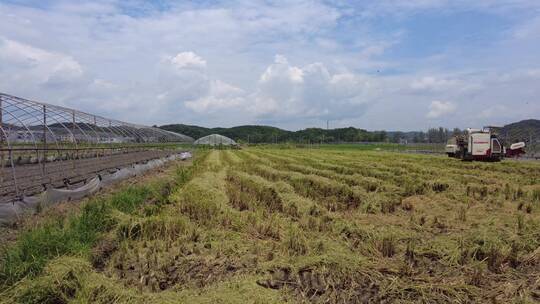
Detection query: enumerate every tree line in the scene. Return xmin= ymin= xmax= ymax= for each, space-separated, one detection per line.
xmin=390 ymin=127 xmax=463 ymax=144
xmin=160 ymin=124 xmax=464 ymax=144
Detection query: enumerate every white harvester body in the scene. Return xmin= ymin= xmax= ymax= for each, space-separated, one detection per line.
xmin=446 ymin=127 xmax=524 ymax=161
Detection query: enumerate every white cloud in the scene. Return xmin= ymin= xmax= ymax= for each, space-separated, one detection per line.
xmin=0 ymin=0 xmax=346 ymax=126
xmin=0 ymin=1 xmax=539 ymax=129
xmin=260 ymin=55 xmax=304 ymax=83
xmin=410 ymin=76 xmax=456 ymax=92
xmin=252 ymin=55 xmax=378 ymax=121
xmin=185 ymin=80 xmax=245 ymax=113
xmin=174 ymin=54 xmax=380 ymax=122
xmin=170 ymin=51 xmax=207 ymax=70
xmin=479 ymin=105 xmax=508 ymax=118
xmin=427 ymin=100 xmax=456 ymax=118
xmin=90 ymin=79 xmax=117 ymax=90
xmin=0 ymin=37 xmax=83 ymax=86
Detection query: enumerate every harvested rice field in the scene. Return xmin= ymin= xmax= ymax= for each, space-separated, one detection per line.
xmin=2 ymin=147 xmax=540 ymax=303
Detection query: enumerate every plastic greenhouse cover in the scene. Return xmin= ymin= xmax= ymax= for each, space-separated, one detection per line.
xmin=193 ymin=134 xmax=237 ymax=145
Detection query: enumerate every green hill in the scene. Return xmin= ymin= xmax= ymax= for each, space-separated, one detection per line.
xmin=501 ymin=119 xmax=540 ymax=144
xmin=160 ymin=119 xmax=540 ymax=145
xmin=159 ymin=124 xmax=387 ymax=143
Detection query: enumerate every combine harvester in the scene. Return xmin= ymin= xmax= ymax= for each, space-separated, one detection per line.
xmin=445 ymin=127 xmax=526 ymax=161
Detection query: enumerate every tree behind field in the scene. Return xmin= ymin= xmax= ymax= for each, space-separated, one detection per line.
xmin=427 ymin=127 xmax=450 ymax=143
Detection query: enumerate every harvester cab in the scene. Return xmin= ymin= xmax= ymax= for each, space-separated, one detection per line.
xmin=445 ymin=127 xmax=525 ymax=161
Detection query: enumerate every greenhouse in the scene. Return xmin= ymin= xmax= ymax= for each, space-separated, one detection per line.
xmin=0 ymin=92 xmax=193 ymax=205
xmin=193 ymin=134 xmax=237 ymax=146
xmin=0 ymin=93 xmax=193 ymax=145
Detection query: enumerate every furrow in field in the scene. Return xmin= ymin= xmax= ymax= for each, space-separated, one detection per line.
xmin=250 ymin=150 xmax=435 ymax=198
xmin=237 ymin=159 xmax=373 ymax=212
xmin=255 ymin=149 xmax=538 ymax=201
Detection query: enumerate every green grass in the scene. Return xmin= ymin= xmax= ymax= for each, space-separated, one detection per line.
xmin=0 ymin=201 xmax=113 ymax=287
xmin=109 ymin=187 xmax=152 ymax=214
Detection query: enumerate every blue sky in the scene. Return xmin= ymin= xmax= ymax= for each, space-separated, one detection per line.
xmin=0 ymin=0 xmax=539 ymax=130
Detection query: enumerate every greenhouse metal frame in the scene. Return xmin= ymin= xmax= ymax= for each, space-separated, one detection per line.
xmin=0 ymin=92 xmax=193 ymax=204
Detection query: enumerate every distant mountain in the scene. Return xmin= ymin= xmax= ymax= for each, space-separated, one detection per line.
xmin=500 ymin=119 xmax=540 ymax=144
xmin=160 ymin=119 xmax=540 ymax=144
xmin=159 ymin=124 xmax=387 ymax=143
